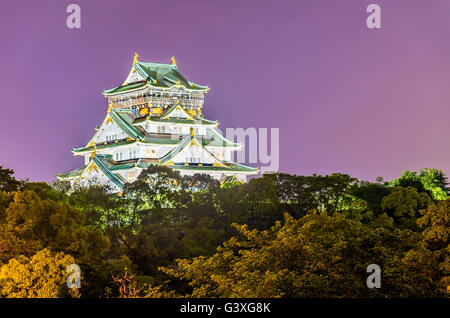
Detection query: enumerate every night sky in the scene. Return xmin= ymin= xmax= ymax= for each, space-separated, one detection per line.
xmin=1 ymin=0 xmax=450 ymax=182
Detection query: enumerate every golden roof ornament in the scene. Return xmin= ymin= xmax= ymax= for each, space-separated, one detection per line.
xmin=133 ymin=52 xmax=139 ymax=65
xmin=108 ymin=101 xmax=114 ymax=112
xmin=190 ymin=126 xmax=194 ymax=137
xmin=171 ymin=56 xmax=177 ymax=67
xmin=90 ymin=146 xmax=97 ymax=159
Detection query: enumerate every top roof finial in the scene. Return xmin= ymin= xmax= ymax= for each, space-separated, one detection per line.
xmin=133 ymin=52 xmax=139 ymax=65
xmin=171 ymin=56 xmax=177 ymax=67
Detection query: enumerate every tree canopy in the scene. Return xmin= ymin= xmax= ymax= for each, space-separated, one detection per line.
xmin=0 ymin=165 xmax=448 ymax=298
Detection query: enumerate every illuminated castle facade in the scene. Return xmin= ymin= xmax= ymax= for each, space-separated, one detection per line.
xmin=59 ymin=54 xmax=258 ymax=191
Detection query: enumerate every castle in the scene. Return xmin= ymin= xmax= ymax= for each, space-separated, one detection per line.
xmin=58 ymin=54 xmax=258 ymax=191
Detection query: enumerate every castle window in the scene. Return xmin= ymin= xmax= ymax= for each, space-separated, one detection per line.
xmin=188 ymin=157 xmax=200 ymax=164
xmin=128 ymin=149 xmax=137 ymax=159
xmin=147 ymin=148 xmax=157 ymax=158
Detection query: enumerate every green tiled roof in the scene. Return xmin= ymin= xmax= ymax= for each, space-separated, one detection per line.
xmin=103 ymin=81 xmax=148 ymax=95
xmin=110 ymin=162 xmax=137 ymax=171
xmin=73 ymin=137 xmax=182 ymax=154
xmin=92 ymin=155 xmax=125 ymax=189
xmin=135 ymin=62 xmax=207 ymax=90
xmin=103 ymin=61 xmax=208 ymax=95
xmin=73 ymin=139 xmax=137 ymax=153
xmin=58 ymin=166 xmax=85 ymax=179
xmin=142 ymin=136 xmax=180 ymax=144
xmin=93 ymin=157 xmax=157 ymax=171
xmin=159 ymin=135 xmax=193 ymax=164
xmin=114 ymin=173 xmax=127 ymax=183
xmin=136 ymin=159 xmax=159 ymax=169
xmin=168 ymin=162 xmax=259 ymax=173
xmin=57 ymin=155 xmax=128 ymax=189
xmin=109 ymin=109 xmax=145 ymax=140
xmin=202 ymin=128 xmax=240 ymax=148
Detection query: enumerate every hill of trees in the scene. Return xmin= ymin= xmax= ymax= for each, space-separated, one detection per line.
xmin=0 ymin=165 xmax=448 ymax=298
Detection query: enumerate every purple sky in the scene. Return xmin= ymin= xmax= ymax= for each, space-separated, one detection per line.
xmin=1 ymin=0 xmax=450 ymax=182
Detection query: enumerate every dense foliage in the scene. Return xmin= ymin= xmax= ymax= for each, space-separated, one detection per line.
xmin=0 ymin=165 xmax=448 ymax=298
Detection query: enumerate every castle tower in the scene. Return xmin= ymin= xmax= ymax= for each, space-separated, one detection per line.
xmin=58 ymin=54 xmax=258 ymax=191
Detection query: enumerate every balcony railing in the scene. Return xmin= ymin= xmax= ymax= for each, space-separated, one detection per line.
xmin=111 ymin=96 xmax=204 ymax=108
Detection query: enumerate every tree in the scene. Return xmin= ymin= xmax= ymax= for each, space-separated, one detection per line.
xmin=112 ymin=271 xmax=144 ymax=298
xmin=0 ymin=191 xmax=13 ymax=218
xmin=0 ymin=190 xmax=110 ymax=263
xmin=390 ymin=169 xmax=449 ymax=201
xmin=352 ymin=181 xmax=391 ymax=215
xmin=381 ymin=186 xmax=431 ymax=229
xmin=82 ymin=255 xmax=139 ymax=298
xmin=181 ymin=217 xmax=225 ymax=258
xmin=21 ymin=182 xmax=67 ymax=202
xmin=0 ymin=248 xmax=80 ymax=298
xmin=274 ymin=173 xmax=319 ymax=218
xmin=274 ymin=173 xmax=358 ymax=218
xmin=417 ymin=199 xmax=450 ymax=294
xmin=418 ymin=168 xmax=449 ymax=201
xmin=182 ymin=173 xmax=220 ymax=193
xmin=314 ymin=173 xmax=358 ymax=213
xmin=126 ymin=232 xmax=174 ymax=278
xmin=239 ymin=175 xmax=282 ymax=230
xmin=418 ymin=199 xmax=450 ymax=250
xmin=0 ymin=166 xmax=21 ymax=192
xmin=2 ymin=166 xmax=449 ymax=298
xmin=383 ymin=246 xmax=443 ymax=297
xmin=69 ymin=184 xmax=128 ymax=239
xmin=123 ymin=165 xmax=186 ymax=212
xmin=160 ymin=212 xmax=429 ymax=297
